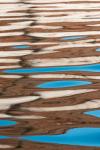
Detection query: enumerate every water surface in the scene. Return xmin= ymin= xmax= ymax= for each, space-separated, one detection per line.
xmin=37 ymin=80 xmax=91 ymax=88
xmin=84 ymin=110 xmax=100 ymax=118
xmin=0 ymin=120 xmax=16 ymax=127
xmin=63 ymin=35 xmax=87 ymax=40
xmin=13 ymin=45 xmax=30 ymax=49
xmin=20 ymin=127 xmax=100 ymax=147
xmin=3 ymin=64 xmax=100 ymax=74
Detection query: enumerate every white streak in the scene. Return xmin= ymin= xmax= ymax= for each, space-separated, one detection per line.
xmin=23 ymin=100 xmax=100 ymax=112
xmin=39 ymin=43 xmax=100 ymax=54
xmin=34 ymin=11 xmax=100 ymax=17
xmin=0 ymin=42 xmax=29 ymax=47
xmin=29 ymin=31 xmax=100 ymax=38
xmin=0 ymin=0 xmax=19 ymax=2
xmin=29 ymin=56 xmax=100 ymax=67
xmin=30 ymin=74 xmax=100 ymax=80
xmin=0 ymin=114 xmax=45 ymax=119
xmin=0 ymin=13 xmax=28 ymax=17
xmin=33 ymin=3 xmax=100 ymax=10
xmin=0 ymin=75 xmax=22 ymax=79
xmin=31 ymin=25 xmax=62 ymax=30
xmin=0 ymin=59 xmax=20 ymax=63
xmin=0 ymin=65 xmax=21 ymax=69
xmin=0 ymin=21 xmax=32 ymax=31
xmin=0 ymin=50 xmax=32 ymax=57
xmin=88 ymin=24 xmax=100 ymax=27
xmin=28 ymin=0 xmax=100 ymax=3
xmin=36 ymin=16 xmax=100 ymax=23
xmin=0 ymin=96 xmax=39 ymax=110
xmin=0 ymin=32 xmax=23 ymax=37
xmin=0 ymin=145 xmax=13 ymax=149
xmin=37 ymin=89 xmax=97 ymax=99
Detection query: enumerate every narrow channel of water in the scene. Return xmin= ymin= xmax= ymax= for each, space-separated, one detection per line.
xmin=37 ymin=80 xmax=92 ymax=88
xmin=3 ymin=64 xmax=100 ymax=74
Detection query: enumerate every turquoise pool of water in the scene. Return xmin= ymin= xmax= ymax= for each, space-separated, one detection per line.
xmin=20 ymin=127 xmax=100 ymax=147
xmin=0 ymin=120 xmax=16 ymax=127
xmin=3 ymin=64 xmax=100 ymax=74
xmin=13 ymin=45 xmax=30 ymax=49
xmin=37 ymin=80 xmax=91 ymax=88
xmin=84 ymin=110 xmax=100 ymax=118
xmin=0 ymin=135 xmax=10 ymax=139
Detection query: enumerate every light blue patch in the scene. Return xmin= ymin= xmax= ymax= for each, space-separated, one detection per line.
xmin=63 ymin=35 xmax=87 ymax=40
xmin=37 ymin=80 xmax=91 ymax=89
xmin=13 ymin=45 xmax=30 ymax=49
xmin=3 ymin=64 xmax=100 ymax=74
xmin=84 ymin=110 xmax=100 ymax=118
xmin=96 ymin=48 xmax=100 ymax=52
xmin=0 ymin=120 xmax=16 ymax=127
xmin=20 ymin=127 xmax=100 ymax=147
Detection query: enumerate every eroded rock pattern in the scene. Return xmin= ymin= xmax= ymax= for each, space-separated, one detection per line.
xmin=0 ymin=0 xmax=100 ymax=149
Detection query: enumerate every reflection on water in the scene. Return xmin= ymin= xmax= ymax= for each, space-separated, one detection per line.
xmin=37 ymin=80 xmax=92 ymax=88
xmin=0 ymin=120 xmax=16 ymax=127
xmin=13 ymin=45 xmax=30 ymax=49
xmin=20 ymin=127 xmax=100 ymax=147
xmin=84 ymin=110 xmax=100 ymax=118
xmin=63 ymin=35 xmax=87 ymax=40
xmin=3 ymin=64 xmax=100 ymax=74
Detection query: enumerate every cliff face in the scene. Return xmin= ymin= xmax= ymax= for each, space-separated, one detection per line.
xmin=0 ymin=0 xmax=100 ymax=149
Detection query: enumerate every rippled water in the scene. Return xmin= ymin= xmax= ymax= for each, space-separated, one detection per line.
xmin=0 ymin=0 xmax=100 ymax=149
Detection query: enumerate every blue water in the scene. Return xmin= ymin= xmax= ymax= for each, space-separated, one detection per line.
xmin=20 ymin=127 xmax=100 ymax=147
xmin=84 ymin=110 xmax=100 ymax=118
xmin=0 ymin=120 xmax=16 ymax=127
xmin=3 ymin=64 xmax=100 ymax=74
xmin=0 ymin=136 xmax=10 ymax=139
xmin=37 ymin=80 xmax=91 ymax=89
xmin=96 ymin=48 xmax=100 ymax=52
xmin=63 ymin=35 xmax=87 ymax=40
xmin=13 ymin=45 xmax=30 ymax=49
